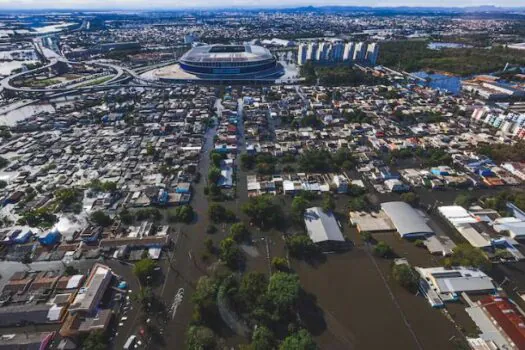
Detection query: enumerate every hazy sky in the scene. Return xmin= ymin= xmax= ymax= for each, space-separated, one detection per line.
xmin=0 ymin=0 xmax=523 ymax=10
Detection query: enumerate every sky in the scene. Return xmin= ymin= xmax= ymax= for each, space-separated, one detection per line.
xmin=0 ymin=0 xmax=523 ymax=10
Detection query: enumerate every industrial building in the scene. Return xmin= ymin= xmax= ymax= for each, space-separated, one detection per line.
xmin=380 ymin=201 xmax=434 ymax=238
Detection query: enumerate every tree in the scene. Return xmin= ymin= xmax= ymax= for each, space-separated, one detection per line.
xmin=400 ymin=192 xmax=419 ymax=206
xmin=280 ymin=329 xmax=317 ymax=350
xmin=392 ymin=264 xmax=419 ymax=293
xmin=374 ymin=241 xmax=393 ymax=258
xmin=219 ymin=237 xmax=243 ymax=269
xmin=230 ymin=222 xmax=249 ymax=242
xmin=209 ymin=204 xmax=235 ymax=223
xmin=272 ymin=257 xmax=288 ymax=271
xmin=291 ymin=196 xmax=310 ymax=220
xmin=443 ymin=244 xmax=490 ymax=270
xmin=348 ymin=196 xmax=367 ymax=211
xmin=208 ymin=167 xmax=221 ymax=184
xmin=286 ymin=235 xmax=318 ymax=258
xmin=240 ymin=154 xmax=256 ymax=170
xmin=321 ymin=193 xmax=335 ymax=213
xmin=55 ymin=187 xmax=80 ymax=206
xmin=238 ymin=272 xmax=268 ymax=312
xmin=359 ymin=231 xmax=372 ymax=242
xmin=187 ymin=325 xmax=217 ymax=350
xmin=251 ymin=326 xmax=276 ymax=350
xmin=455 ymin=193 xmax=475 ymax=208
xmin=192 ymin=276 xmax=219 ymax=323
xmin=0 ymin=180 xmax=7 ymax=189
xmin=120 ymin=209 xmax=134 ymax=225
xmin=267 ymin=272 xmax=300 ymax=316
xmin=82 ymin=330 xmax=107 ymax=350
xmin=90 ymin=210 xmax=112 ymax=227
xmin=133 ymin=258 xmax=156 ymax=284
xmin=242 ymin=195 xmax=283 ymax=229
xmin=210 ymin=152 xmax=224 ymax=168
xmin=167 ymin=205 xmax=195 ymax=224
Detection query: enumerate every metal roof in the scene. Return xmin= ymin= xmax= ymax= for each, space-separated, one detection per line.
xmin=181 ymin=44 xmax=273 ymax=63
xmin=381 ymin=201 xmax=434 ymax=237
xmin=304 ymin=207 xmax=344 ymax=243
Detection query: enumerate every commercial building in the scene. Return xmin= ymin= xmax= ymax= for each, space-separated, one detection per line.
xmin=380 ymin=201 xmax=434 ymax=238
xmin=467 ymin=296 xmax=525 ymax=349
xmin=416 ymin=266 xmax=496 ymax=301
xmin=304 ymin=207 xmax=345 ymax=249
xmin=68 ymin=263 xmax=112 ymax=314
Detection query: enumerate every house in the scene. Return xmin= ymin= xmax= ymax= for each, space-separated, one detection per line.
xmin=304 ymin=207 xmax=347 ymax=250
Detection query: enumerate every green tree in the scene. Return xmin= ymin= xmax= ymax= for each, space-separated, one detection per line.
xmin=251 ymin=326 xmax=276 ymax=350
xmin=400 ymin=192 xmax=419 ymax=206
xmin=359 ymin=231 xmax=372 ymax=242
xmin=272 ymin=257 xmax=288 ymax=271
xmin=219 ymin=237 xmax=243 ymax=269
xmin=321 ymin=193 xmax=335 ymax=213
xmin=374 ymin=241 xmax=393 ymax=258
xmin=280 ymin=329 xmax=317 ymax=350
xmin=210 ymin=152 xmax=224 ymax=168
xmin=120 ymin=209 xmax=134 ymax=225
xmin=64 ymin=266 xmax=79 ymax=276
xmin=208 ymin=204 xmax=235 ymax=223
xmin=192 ymin=276 xmax=219 ymax=323
xmin=291 ymin=196 xmax=310 ymax=220
xmin=267 ymin=272 xmax=300 ymax=316
xmin=242 ymin=195 xmax=283 ymax=229
xmin=443 ymin=244 xmax=490 ymax=270
xmin=187 ymin=325 xmax=217 ymax=350
xmin=0 ymin=157 xmax=9 ymax=169
xmin=208 ymin=167 xmax=221 ymax=184
xmin=286 ymin=235 xmax=318 ymax=258
xmin=392 ymin=264 xmax=419 ymax=293
xmin=455 ymin=193 xmax=475 ymax=208
xmin=348 ymin=196 xmax=367 ymax=211
xmin=133 ymin=258 xmax=156 ymax=284
xmin=81 ymin=330 xmax=107 ymax=350
xmin=229 ymin=222 xmax=249 ymax=242
xmin=90 ymin=210 xmax=112 ymax=227
xmin=167 ymin=205 xmax=195 ymax=224
xmin=238 ymin=272 xmax=268 ymax=312
xmin=0 ymin=180 xmax=7 ymax=189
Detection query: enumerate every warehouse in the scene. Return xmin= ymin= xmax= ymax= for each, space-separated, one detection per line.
xmin=380 ymin=201 xmax=434 ymax=238
xmin=304 ymin=207 xmax=346 ymax=250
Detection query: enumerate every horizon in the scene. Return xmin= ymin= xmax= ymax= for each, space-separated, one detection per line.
xmin=1 ymin=1 xmax=524 ymax=11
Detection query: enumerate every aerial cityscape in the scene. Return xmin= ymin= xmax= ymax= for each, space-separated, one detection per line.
xmin=0 ymin=3 xmax=524 ymax=350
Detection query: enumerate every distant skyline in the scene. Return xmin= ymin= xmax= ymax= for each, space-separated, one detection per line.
xmin=0 ymin=0 xmax=524 ymax=10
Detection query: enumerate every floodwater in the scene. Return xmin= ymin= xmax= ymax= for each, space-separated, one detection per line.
xmin=428 ymin=42 xmax=473 ymax=50
xmin=412 ymin=71 xmax=462 ymax=95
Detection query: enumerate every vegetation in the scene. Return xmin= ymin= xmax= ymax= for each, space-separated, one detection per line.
xmin=373 ymin=241 xmax=393 ymax=258
xmin=208 ymin=203 xmax=236 ymax=223
xmin=167 ymin=205 xmax=195 ymax=224
xmin=321 ymin=193 xmax=336 ymax=213
xmin=272 ymin=257 xmax=288 ymax=271
xmin=359 ymin=231 xmax=372 ymax=243
xmin=64 ymin=266 xmax=79 ymax=276
xmin=443 ymin=244 xmax=490 ymax=270
xmin=187 ymin=325 xmax=218 ymax=350
xmin=298 ymin=149 xmax=355 ymax=173
xmin=378 ymin=40 xmax=525 ymax=76
xmin=88 ymin=180 xmax=117 ymax=192
xmin=90 ymin=210 xmax=112 ymax=227
xmin=291 ymin=195 xmax=311 ymax=221
xmin=133 ymin=258 xmax=157 ymax=284
xmin=300 ymin=61 xmax=386 ymax=86
xmin=0 ymin=180 xmax=7 ymax=189
xmin=54 ymin=187 xmax=82 ymax=206
xmin=280 ymin=329 xmax=318 ymax=350
xmin=478 ymin=142 xmax=525 ymax=163
xmin=242 ymin=195 xmax=283 ymax=229
xmin=400 ymin=192 xmax=419 ymax=206
xmin=208 ymin=167 xmax=221 ymax=184
xmin=135 ymin=208 xmax=162 ymax=221
xmin=81 ymin=330 xmax=108 ymax=350
xmin=229 ymin=222 xmax=250 ymax=242
xmin=392 ymin=264 xmax=419 ymax=293
xmin=348 ymin=195 xmax=368 ymax=211
xmin=119 ymin=209 xmax=134 ymax=225
xmin=219 ymin=237 xmax=244 ymax=269
xmin=482 ymin=191 xmax=525 ymax=214
xmin=455 ymin=193 xmax=476 ymax=208
xmin=18 ymin=208 xmax=58 ymax=229
xmin=286 ymin=235 xmax=318 ymax=259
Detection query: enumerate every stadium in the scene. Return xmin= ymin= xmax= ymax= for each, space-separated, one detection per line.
xmin=143 ymin=44 xmax=286 ymax=82
xmin=179 ymin=44 xmax=279 ymax=78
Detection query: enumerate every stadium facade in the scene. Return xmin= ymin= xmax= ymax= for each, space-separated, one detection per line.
xmin=178 ymin=44 xmax=282 ymax=80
